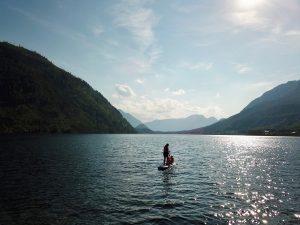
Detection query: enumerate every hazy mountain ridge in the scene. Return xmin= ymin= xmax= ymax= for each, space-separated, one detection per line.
xmin=119 ymin=109 xmax=143 ymax=127
xmin=0 ymin=42 xmax=135 ymax=134
xmin=189 ymin=80 xmax=300 ymax=135
xmin=118 ymin=110 xmax=218 ymax=133
xmin=144 ymin=114 xmax=218 ymax=132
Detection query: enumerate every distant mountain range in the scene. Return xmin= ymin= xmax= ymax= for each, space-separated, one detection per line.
xmin=118 ymin=110 xmax=153 ymax=133
xmin=144 ymin=114 xmax=218 ymax=132
xmin=118 ymin=110 xmax=218 ymax=132
xmin=0 ymin=42 xmax=135 ymax=134
xmin=185 ymin=80 xmax=300 ymax=135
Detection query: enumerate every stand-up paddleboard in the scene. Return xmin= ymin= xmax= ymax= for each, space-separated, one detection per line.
xmin=158 ymin=163 xmax=175 ymax=171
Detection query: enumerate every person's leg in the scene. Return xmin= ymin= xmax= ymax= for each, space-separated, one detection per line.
xmin=164 ymin=154 xmax=168 ymax=165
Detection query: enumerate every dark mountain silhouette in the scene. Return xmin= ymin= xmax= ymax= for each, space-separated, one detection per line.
xmin=135 ymin=123 xmax=154 ymax=134
xmin=0 ymin=42 xmax=135 ymax=134
xmin=187 ymin=80 xmax=300 ymax=135
xmin=244 ymin=81 xmax=300 ymax=110
xmin=144 ymin=114 xmax=218 ymax=132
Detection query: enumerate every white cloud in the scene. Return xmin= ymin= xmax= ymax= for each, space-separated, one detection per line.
xmin=172 ymin=89 xmax=186 ymax=96
xmin=172 ymin=3 xmax=202 ymax=13
xmin=234 ymin=64 xmax=252 ymax=74
xmin=229 ymin=11 xmax=270 ymax=30
xmin=113 ymin=84 xmax=135 ymax=98
xmin=285 ymin=30 xmax=300 ymax=37
xmin=225 ymin=0 xmax=272 ymax=31
xmin=226 ymin=0 xmax=300 ymax=39
xmin=111 ymin=1 xmax=162 ymax=76
xmin=113 ymin=0 xmax=158 ymax=50
xmin=135 ymin=79 xmax=144 ymax=84
xmin=114 ymin=96 xmax=225 ymax=122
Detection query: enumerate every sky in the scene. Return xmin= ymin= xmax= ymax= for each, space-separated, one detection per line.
xmin=1 ymin=0 xmax=300 ymax=122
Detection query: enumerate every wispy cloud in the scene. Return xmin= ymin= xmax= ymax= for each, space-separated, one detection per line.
xmin=148 ymin=46 xmax=162 ymax=64
xmin=122 ymin=57 xmax=151 ymax=75
xmin=171 ymin=2 xmax=204 ymax=14
xmin=164 ymin=88 xmax=186 ymax=96
xmin=106 ymin=39 xmax=120 ymax=47
xmin=8 ymin=6 xmax=52 ymax=28
xmin=234 ymin=63 xmax=252 ymax=74
xmin=180 ymin=61 xmax=214 ymax=71
xmin=8 ymin=6 xmax=89 ymax=45
xmin=224 ymin=0 xmax=276 ymax=32
xmin=111 ymin=1 xmax=162 ymax=76
xmin=92 ymin=25 xmax=104 ymax=36
xmin=226 ymin=0 xmax=300 ymax=39
xmin=172 ymin=89 xmax=186 ymax=96
xmin=229 ymin=11 xmax=271 ymax=30
xmin=115 ymin=96 xmax=225 ymax=122
xmin=135 ymin=79 xmax=144 ymax=84
xmin=112 ymin=0 xmax=158 ymax=50
xmin=285 ymin=30 xmax=300 ymax=37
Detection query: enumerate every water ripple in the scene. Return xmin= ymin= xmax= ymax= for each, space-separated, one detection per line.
xmin=0 ymin=134 xmax=299 ymax=225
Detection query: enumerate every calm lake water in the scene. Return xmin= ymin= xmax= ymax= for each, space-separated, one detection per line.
xmin=0 ymin=134 xmax=299 ymax=225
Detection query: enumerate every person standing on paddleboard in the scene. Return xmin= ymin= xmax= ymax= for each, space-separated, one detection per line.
xmin=163 ymin=143 xmax=169 ymax=165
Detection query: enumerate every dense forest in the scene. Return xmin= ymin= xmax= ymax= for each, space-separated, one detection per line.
xmin=0 ymin=42 xmax=135 ymax=134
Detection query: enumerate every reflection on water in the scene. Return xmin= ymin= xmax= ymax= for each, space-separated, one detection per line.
xmin=210 ymin=136 xmax=300 ymax=224
xmin=161 ymin=169 xmax=175 ymax=200
xmin=0 ymin=134 xmax=299 ymax=225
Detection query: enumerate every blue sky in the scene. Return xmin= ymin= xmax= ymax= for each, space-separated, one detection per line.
xmin=1 ymin=0 xmax=300 ymax=122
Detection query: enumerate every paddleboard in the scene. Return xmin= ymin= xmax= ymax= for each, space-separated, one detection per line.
xmin=158 ymin=163 xmax=175 ymax=171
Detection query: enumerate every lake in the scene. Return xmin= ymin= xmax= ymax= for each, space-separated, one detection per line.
xmin=0 ymin=134 xmax=299 ymax=225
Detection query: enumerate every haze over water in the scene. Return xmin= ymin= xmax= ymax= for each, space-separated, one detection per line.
xmin=0 ymin=134 xmax=299 ymax=224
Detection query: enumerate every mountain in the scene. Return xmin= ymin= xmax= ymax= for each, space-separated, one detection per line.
xmin=118 ymin=110 xmax=154 ymax=133
xmin=0 ymin=42 xmax=135 ymax=134
xmin=119 ymin=109 xmax=143 ymax=127
xmin=135 ymin=123 xmax=154 ymax=134
xmin=190 ymin=80 xmax=300 ymax=135
xmin=144 ymin=114 xmax=218 ymax=132
xmin=244 ymin=81 xmax=300 ymax=110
